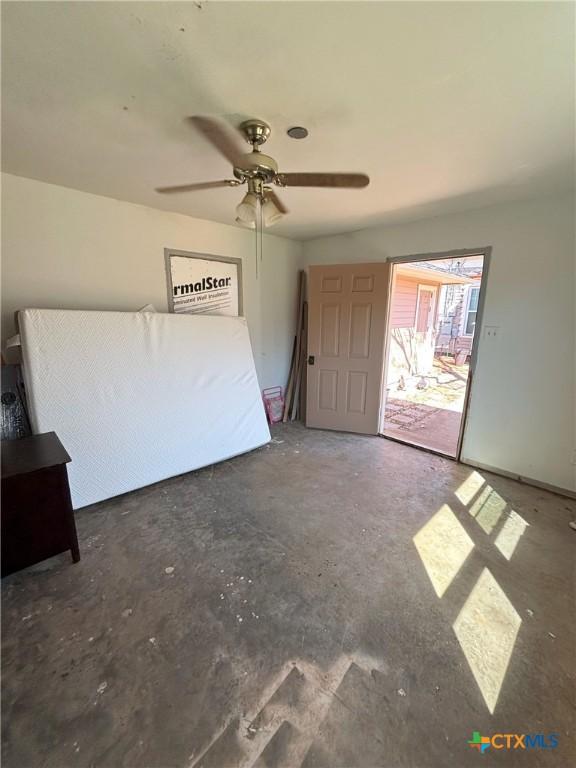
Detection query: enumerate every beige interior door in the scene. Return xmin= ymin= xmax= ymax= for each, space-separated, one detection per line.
xmin=306 ymin=263 xmax=390 ymax=434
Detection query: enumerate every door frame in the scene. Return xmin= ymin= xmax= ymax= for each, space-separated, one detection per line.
xmin=379 ymin=246 xmax=492 ymax=461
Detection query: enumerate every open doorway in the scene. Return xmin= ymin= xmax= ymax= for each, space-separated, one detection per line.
xmin=380 ymin=251 xmax=487 ymax=458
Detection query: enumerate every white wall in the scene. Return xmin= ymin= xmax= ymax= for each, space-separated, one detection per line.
xmin=1 ymin=173 xmax=303 ymax=389
xmin=3 ymin=174 xmax=574 ymax=490
xmin=303 ymin=193 xmax=576 ymax=492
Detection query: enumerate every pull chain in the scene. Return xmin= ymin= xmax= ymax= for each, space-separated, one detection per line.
xmin=259 ymin=197 xmax=263 ymax=264
xmin=254 ymin=199 xmax=258 ymax=279
xmin=255 ymin=195 xmax=263 ymax=278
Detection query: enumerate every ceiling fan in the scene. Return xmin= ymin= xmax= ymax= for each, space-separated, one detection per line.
xmin=156 ymin=117 xmax=370 ymax=227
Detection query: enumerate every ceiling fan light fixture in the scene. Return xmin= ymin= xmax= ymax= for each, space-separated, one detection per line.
xmin=235 ymin=191 xmax=259 ymax=223
xmin=262 ymin=196 xmax=283 ymax=226
xmin=235 ymin=216 xmax=255 ymax=229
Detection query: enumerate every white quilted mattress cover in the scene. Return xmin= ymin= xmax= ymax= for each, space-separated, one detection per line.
xmin=19 ymin=308 xmax=270 ymax=508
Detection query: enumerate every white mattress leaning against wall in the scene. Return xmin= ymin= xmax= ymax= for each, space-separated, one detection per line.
xmin=19 ymin=308 xmax=271 ymax=509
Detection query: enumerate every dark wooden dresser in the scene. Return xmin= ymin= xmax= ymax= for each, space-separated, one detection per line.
xmin=1 ymin=432 xmax=80 ymax=576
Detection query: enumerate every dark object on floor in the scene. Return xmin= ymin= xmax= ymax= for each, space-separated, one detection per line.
xmin=1 ymin=432 xmax=80 ymax=576
xmin=1 ymin=365 xmax=31 ymax=440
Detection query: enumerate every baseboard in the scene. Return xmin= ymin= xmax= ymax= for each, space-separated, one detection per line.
xmin=460 ymin=457 xmax=576 ymax=500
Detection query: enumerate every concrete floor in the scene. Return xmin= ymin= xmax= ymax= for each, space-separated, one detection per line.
xmin=2 ymin=424 xmax=575 ymax=768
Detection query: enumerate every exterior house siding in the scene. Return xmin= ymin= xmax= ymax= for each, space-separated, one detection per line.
xmin=388 ymin=274 xmax=440 ymax=382
xmin=435 ymin=280 xmax=481 ymax=358
xmin=389 ymin=275 xmax=419 ymax=328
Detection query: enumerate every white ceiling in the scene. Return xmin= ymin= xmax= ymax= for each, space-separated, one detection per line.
xmin=2 ymin=1 xmax=574 ymax=240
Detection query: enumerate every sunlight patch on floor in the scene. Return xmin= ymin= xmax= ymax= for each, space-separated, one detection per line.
xmin=469 ymin=485 xmax=507 ymax=534
xmin=455 ymin=471 xmax=485 ymax=506
xmin=495 ymin=511 xmax=529 ymax=560
xmin=413 ymin=504 xmax=474 ymax=597
xmin=453 ymin=568 xmax=521 ymax=714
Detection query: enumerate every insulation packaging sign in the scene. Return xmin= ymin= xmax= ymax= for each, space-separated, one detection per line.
xmin=165 ymin=251 xmax=243 ymax=317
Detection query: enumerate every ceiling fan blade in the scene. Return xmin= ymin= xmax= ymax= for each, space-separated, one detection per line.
xmin=265 ymin=189 xmax=289 ymax=214
xmin=155 ymin=180 xmax=237 ymax=194
xmin=276 ymin=173 xmax=369 ymax=188
xmin=189 ymin=116 xmax=245 ymax=166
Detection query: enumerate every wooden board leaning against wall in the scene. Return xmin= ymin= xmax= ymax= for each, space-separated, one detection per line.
xmin=283 ymin=271 xmax=308 ymax=422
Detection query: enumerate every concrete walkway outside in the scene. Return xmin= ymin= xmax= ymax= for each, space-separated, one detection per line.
xmin=383 ymin=357 xmax=469 ymax=456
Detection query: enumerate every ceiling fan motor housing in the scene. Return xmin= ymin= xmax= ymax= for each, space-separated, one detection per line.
xmin=233 ymin=151 xmax=278 ymax=183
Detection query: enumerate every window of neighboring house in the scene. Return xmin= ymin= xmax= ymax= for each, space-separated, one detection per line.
xmin=464 ymin=286 xmax=480 ymax=335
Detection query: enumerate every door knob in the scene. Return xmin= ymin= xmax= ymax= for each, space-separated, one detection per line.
xmin=308 ymin=355 xmax=315 ymax=365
